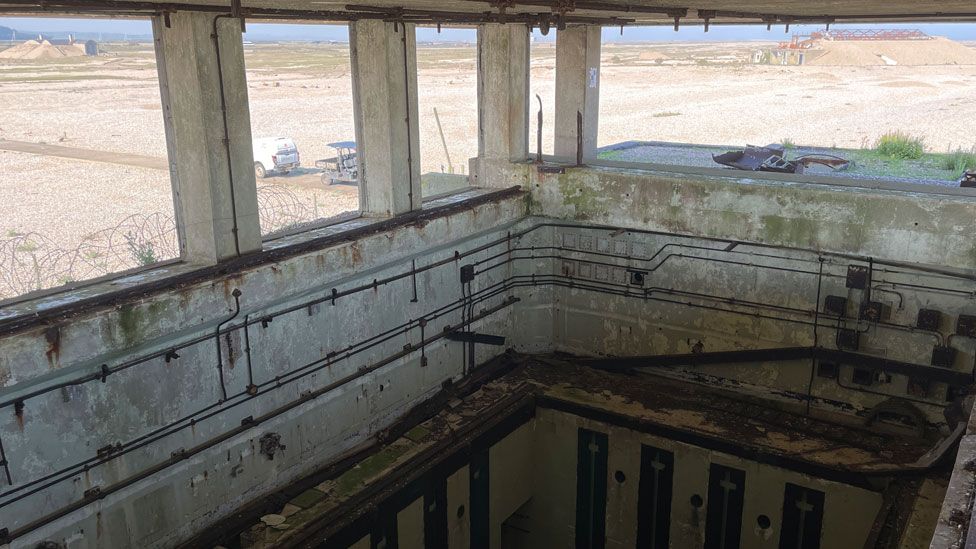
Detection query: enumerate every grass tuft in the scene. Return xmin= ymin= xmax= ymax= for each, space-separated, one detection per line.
xmin=781 ymin=138 xmax=796 ymax=149
xmin=874 ymin=131 xmax=925 ymax=160
xmin=938 ymin=147 xmax=976 ymax=173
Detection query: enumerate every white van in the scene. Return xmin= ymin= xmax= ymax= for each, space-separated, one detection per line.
xmin=252 ymin=137 xmax=300 ymax=178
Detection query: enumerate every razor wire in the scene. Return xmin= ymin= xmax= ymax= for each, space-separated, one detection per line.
xmin=0 ymin=185 xmax=320 ymax=300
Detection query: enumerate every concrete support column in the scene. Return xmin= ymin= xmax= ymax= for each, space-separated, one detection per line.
xmin=554 ymin=25 xmax=601 ymax=162
xmin=477 ymin=24 xmax=530 ymax=165
xmin=154 ymin=12 xmax=262 ymax=264
xmin=350 ymin=20 xmax=421 ymax=216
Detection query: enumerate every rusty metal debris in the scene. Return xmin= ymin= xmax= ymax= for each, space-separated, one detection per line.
xmin=960 ymin=170 xmax=976 ymax=188
xmin=713 ymin=144 xmax=850 ymax=174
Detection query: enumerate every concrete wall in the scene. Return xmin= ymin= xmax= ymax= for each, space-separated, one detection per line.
xmin=0 ymin=195 xmax=532 ymax=548
xmin=537 ymin=222 xmax=976 ymax=425
xmin=4 ymin=197 xmax=973 ymax=547
xmin=4 ymin=204 xmax=972 ymax=547
xmin=5 ymin=152 xmax=976 ymax=547
xmin=527 ymin=163 xmax=976 ymax=271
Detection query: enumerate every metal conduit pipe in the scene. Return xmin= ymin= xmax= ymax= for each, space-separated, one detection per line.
xmin=0 ymin=296 xmax=519 ymax=545
xmin=2 ymin=263 xmax=875 ymax=509
xmin=2 ymin=0 xmax=976 ymax=26
xmin=0 ymin=299 xmax=518 ymax=543
xmin=0 ymin=281 xmax=516 ymax=506
xmin=1 ymin=272 xmax=971 ymax=536
xmin=473 ymin=251 xmax=949 ymax=344
xmin=211 ymin=12 xmax=244 ymax=257
xmin=0 ymin=224 xmax=970 ymax=503
xmin=2 ymin=221 xmax=971 ymax=413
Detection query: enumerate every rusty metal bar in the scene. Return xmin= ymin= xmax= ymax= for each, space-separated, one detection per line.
xmin=535 ymin=95 xmax=543 ymax=163
xmin=0 ymin=436 xmax=11 ymax=487
xmin=575 ymin=110 xmax=583 ymax=166
xmin=576 ymin=346 xmax=972 ymax=385
xmin=1 ymin=0 xmax=974 ymax=24
xmin=451 ymin=0 xmax=687 ymax=17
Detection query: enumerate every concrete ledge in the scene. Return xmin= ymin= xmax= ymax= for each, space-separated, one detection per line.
xmin=0 ymin=186 xmax=525 ymax=337
xmin=528 ymin=162 xmax=976 ymax=271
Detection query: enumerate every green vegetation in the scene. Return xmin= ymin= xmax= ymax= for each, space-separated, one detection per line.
xmin=125 ymin=233 xmax=158 ymax=266
xmin=16 ymin=240 xmax=38 ymax=253
xmin=597 ymin=149 xmax=627 ymax=161
xmin=653 ymin=111 xmax=681 ymax=118
xmin=938 ymin=147 xmax=976 ymax=173
xmin=874 ymin=131 xmax=925 ymax=160
xmin=781 ymin=138 xmax=796 ymax=149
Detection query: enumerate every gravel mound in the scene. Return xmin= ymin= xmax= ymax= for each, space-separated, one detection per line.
xmin=0 ymin=39 xmax=87 ymax=60
xmin=807 ymin=37 xmax=976 ymax=66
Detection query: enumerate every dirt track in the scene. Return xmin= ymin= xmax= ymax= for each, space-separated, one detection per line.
xmin=0 ymin=138 xmax=354 ymax=205
xmin=0 ymin=139 xmax=168 ymax=170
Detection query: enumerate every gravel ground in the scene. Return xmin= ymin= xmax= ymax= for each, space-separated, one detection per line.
xmin=0 ymin=151 xmax=176 ymax=249
xmin=0 ymin=62 xmax=169 ymax=157
xmin=2 ymin=40 xmax=974 ymax=297
xmin=244 ymin=44 xmax=481 ymax=175
xmin=597 ymin=43 xmax=976 ymax=152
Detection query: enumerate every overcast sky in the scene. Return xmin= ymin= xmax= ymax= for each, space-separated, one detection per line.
xmin=2 ymin=16 xmax=974 ymax=43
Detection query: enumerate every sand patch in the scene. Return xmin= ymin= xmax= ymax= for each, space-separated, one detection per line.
xmin=638 ymin=50 xmax=668 ymax=62
xmin=878 ymin=80 xmax=938 ymax=88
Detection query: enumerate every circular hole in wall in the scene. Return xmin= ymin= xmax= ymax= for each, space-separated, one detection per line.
xmin=614 ymin=470 xmax=626 ymax=483
xmin=457 ymin=505 xmax=466 ymax=518
xmin=757 ymin=515 xmax=771 ymax=529
xmin=690 ymin=494 xmax=703 ymax=508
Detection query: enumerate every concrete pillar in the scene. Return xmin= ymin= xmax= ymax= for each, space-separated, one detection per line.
xmin=350 ymin=20 xmax=421 ymax=216
xmin=477 ymin=24 xmax=530 ymax=164
xmin=475 ymin=23 xmax=530 ymax=188
xmin=154 ymin=13 xmax=262 ymax=264
xmin=554 ymin=25 xmax=601 ymax=162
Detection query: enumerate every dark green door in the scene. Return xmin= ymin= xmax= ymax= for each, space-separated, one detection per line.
xmin=636 ymin=445 xmax=674 ymax=549
xmin=470 ymin=449 xmax=490 ymax=549
xmin=576 ymin=428 xmax=608 ymax=549
xmin=704 ymin=464 xmax=746 ymax=549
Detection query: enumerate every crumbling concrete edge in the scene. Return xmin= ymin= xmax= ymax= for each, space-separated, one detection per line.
xmin=931 ymin=422 xmax=976 ymax=547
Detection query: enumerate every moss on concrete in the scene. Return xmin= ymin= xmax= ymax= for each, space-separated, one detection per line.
xmin=557 ymin=172 xmax=609 ymax=220
xmin=115 ymin=300 xmax=167 ymax=347
xmin=404 ymin=425 xmax=430 ymax=443
xmin=760 ymin=215 xmax=819 ymax=248
xmin=290 ymin=488 xmax=327 ymax=509
xmin=333 ymin=441 xmax=414 ymax=497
